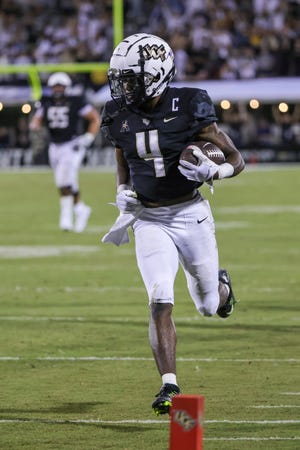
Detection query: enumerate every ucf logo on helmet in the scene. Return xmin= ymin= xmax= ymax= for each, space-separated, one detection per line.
xmin=142 ymin=44 xmax=166 ymax=62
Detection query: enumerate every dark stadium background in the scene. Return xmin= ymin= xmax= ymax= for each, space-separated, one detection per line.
xmin=0 ymin=0 xmax=300 ymax=165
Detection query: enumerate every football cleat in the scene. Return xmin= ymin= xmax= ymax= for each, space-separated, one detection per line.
xmin=59 ymin=221 xmax=73 ymax=232
xmin=217 ymin=268 xmax=237 ymax=318
xmin=152 ymin=383 xmax=181 ymax=416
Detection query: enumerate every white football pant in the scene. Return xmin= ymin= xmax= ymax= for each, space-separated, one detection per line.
xmin=49 ymin=140 xmax=85 ymax=192
xmin=133 ymin=195 xmax=220 ymax=316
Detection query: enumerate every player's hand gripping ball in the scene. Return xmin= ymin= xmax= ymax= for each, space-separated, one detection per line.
xmin=178 ymin=141 xmax=225 ymax=182
xmin=180 ymin=141 xmax=225 ymax=165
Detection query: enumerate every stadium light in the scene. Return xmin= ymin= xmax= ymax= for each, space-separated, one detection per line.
xmin=21 ymin=104 xmax=32 ymax=114
xmin=249 ymin=99 xmax=260 ymax=109
xmin=278 ymin=102 xmax=289 ymax=113
xmin=0 ymin=102 xmax=3 ymax=111
xmin=220 ymin=100 xmax=231 ymax=110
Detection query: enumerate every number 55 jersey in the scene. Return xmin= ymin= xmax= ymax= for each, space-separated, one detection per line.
xmin=33 ymin=94 xmax=94 ymax=144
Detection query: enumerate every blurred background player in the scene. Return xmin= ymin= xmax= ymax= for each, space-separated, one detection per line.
xmin=29 ymin=72 xmax=101 ymax=232
xmin=101 ymin=34 xmax=245 ymax=416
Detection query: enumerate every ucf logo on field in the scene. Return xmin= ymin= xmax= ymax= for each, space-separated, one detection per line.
xmin=142 ymin=44 xmax=166 ymax=61
xmin=173 ymin=410 xmax=197 ymax=431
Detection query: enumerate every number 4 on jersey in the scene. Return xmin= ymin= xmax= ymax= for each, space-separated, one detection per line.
xmin=136 ymin=129 xmax=166 ymax=177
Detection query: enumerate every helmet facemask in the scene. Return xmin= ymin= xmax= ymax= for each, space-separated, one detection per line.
xmin=108 ymin=68 xmax=146 ymax=108
xmin=51 ymin=84 xmax=67 ymax=100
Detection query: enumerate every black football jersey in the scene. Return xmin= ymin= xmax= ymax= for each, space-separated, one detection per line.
xmin=101 ymin=87 xmax=218 ymax=202
xmin=35 ymin=95 xmax=91 ymax=143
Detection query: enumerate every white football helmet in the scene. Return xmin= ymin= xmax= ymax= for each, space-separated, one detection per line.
xmin=108 ymin=33 xmax=176 ymax=107
xmin=47 ymin=72 xmax=72 ymax=87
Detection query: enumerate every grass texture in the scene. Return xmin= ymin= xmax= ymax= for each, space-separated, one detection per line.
xmin=0 ymin=165 xmax=299 ymax=449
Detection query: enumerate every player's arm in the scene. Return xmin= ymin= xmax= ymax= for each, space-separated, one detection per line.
xmin=116 ymin=147 xmax=132 ymax=192
xmin=29 ymin=114 xmax=43 ymax=131
xmin=79 ymin=108 xmax=101 ymax=147
xmin=195 ymin=122 xmax=245 ymax=178
xmin=115 ymin=147 xmax=141 ymax=212
xmin=84 ymin=108 xmax=101 ymax=137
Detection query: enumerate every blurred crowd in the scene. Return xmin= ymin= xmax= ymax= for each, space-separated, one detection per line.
xmin=1 ymin=0 xmax=300 ymax=85
xmin=128 ymin=0 xmax=300 ymax=81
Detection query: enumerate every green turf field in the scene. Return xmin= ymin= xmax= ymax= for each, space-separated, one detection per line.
xmin=0 ymin=166 xmax=299 ymax=449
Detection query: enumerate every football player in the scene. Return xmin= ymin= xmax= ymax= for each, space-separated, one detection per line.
xmin=101 ymin=34 xmax=245 ymax=415
xmin=30 ymin=72 xmax=101 ymax=232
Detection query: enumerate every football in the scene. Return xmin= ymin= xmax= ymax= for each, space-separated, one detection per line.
xmin=180 ymin=141 xmax=225 ymax=165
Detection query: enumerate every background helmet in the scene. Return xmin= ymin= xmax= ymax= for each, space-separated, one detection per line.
xmin=47 ymin=72 xmax=72 ymax=87
xmin=108 ymin=33 xmax=176 ymax=107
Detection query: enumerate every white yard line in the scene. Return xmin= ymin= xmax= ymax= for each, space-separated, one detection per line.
xmin=0 ymin=245 xmax=99 ymax=258
xmin=206 ymin=420 xmax=300 ymax=424
xmin=0 ymin=286 xmax=145 ymax=294
xmin=0 ymin=316 xmax=88 ymax=321
xmin=216 ymin=221 xmax=249 ymax=229
xmin=0 ymin=314 xmax=227 ymax=321
xmin=281 ymin=392 xmax=300 ymax=395
xmin=250 ymin=405 xmax=300 ymax=409
xmin=205 ymin=437 xmax=300 ymax=441
xmin=0 ymin=356 xmax=299 ymax=363
xmin=0 ymin=418 xmax=298 ymax=441
xmin=0 ymin=312 xmax=293 ymax=322
xmin=215 ymin=205 xmax=300 ymax=214
xmin=0 ymin=418 xmax=299 ymax=425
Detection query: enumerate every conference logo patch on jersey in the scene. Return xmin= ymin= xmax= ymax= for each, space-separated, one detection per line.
xmin=142 ymin=44 xmax=166 ymax=62
xmin=120 ymin=120 xmax=130 ymax=133
xmin=195 ymin=101 xmax=215 ymax=119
